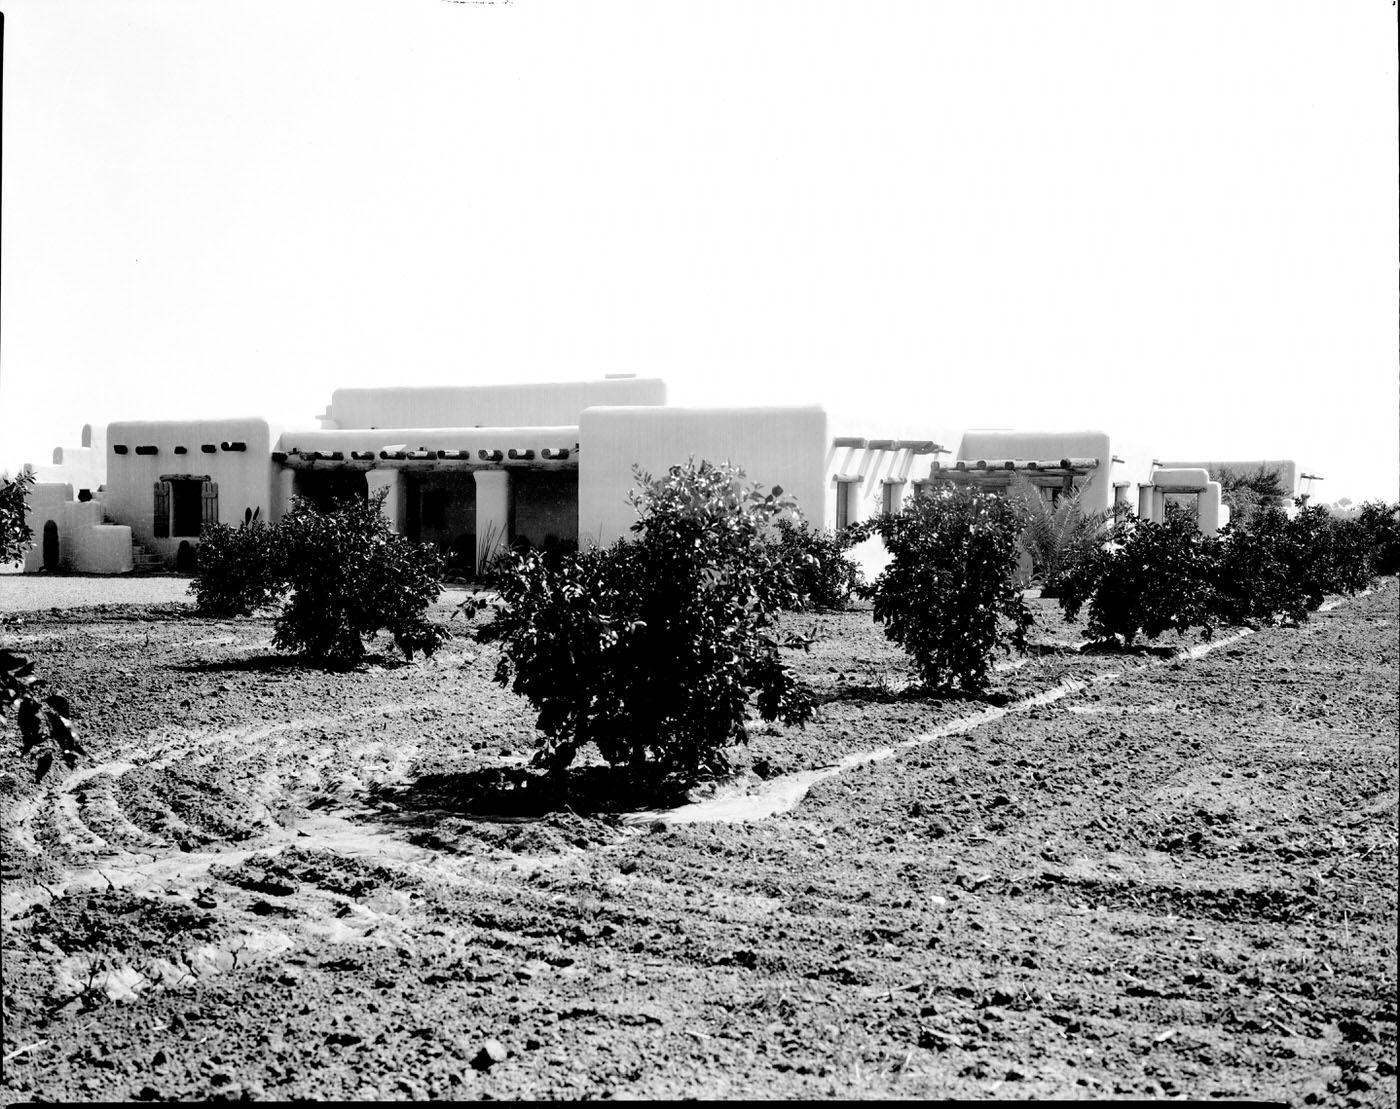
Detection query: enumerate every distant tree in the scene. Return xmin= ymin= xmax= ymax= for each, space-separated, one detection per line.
xmin=1057 ymin=505 xmax=1217 ymax=646
xmin=273 ymin=492 xmax=449 ymax=668
xmin=1354 ymin=501 xmax=1400 ymax=576
xmin=190 ymin=507 xmax=285 ymax=616
xmin=768 ymin=519 xmax=864 ymax=610
xmin=1 ymin=469 xmax=36 ymax=564
xmin=860 ymin=485 xmax=1033 ymax=694
xmin=1211 ymin=465 xmax=1286 ymax=526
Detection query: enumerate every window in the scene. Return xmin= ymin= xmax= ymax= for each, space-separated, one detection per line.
xmin=834 ymin=479 xmax=859 ymax=531
xmin=153 ymin=482 xmax=171 ymax=538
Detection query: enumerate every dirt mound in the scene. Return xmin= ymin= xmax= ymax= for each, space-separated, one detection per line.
xmin=14 ymin=889 xmax=225 ymax=956
xmin=113 ymin=764 xmax=280 ymax=851
xmin=210 ymin=846 xmax=421 ymax=901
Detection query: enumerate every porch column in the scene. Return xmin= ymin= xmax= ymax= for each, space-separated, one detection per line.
xmin=474 ymin=470 xmax=512 ymax=567
xmin=367 ymin=469 xmax=407 ymax=533
xmin=1137 ymin=483 xmax=1153 ymax=519
xmin=834 ymin=478 xmax=860 ymax=531
xmin=1198 ymin=481 xmax=1222 ymax=535
xmin=273 ymin=468 xmax=297 ymax=523
xmin=881 ymin=479 xmax=906 ymax=516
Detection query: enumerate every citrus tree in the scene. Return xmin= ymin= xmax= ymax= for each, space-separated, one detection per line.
xmin=861 ymin=485 xmax=1032 ymax=694
xmin=478 ymin=460 xmax=814 ymax=781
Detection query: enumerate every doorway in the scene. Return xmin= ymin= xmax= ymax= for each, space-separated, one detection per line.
xmin=42 ymin=521 xmax=60 ymax=572
xmin=170 ymin=480 xmax=204 ymax=537
xmin=293 ymin=470 xmax=369 ymax=513
xmin=512 ymin=470 xmax=578 ymax=553
xmin=405 ymin=472 xmax=477 ymax=573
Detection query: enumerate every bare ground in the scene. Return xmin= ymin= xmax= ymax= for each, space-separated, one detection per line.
xmin=1 ymin=577 xmax=1396 ymax=1102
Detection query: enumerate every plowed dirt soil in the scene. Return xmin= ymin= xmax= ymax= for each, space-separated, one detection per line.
xmin=2 ymin=579 xmax=1396 ymax=1103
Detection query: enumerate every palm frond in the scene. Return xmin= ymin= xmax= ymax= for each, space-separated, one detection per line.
xmin=1009 ymin=474 xmax=1111 ymax=590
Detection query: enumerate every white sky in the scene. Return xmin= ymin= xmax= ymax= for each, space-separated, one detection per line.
xmin=2 ymin=0 xmax=1396 ymax=501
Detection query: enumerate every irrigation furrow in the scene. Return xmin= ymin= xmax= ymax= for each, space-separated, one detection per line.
xmin=623 ymin=629 xmax=1257 ymax=827
xmin=2 ymin=698 xmax=459 ymax=876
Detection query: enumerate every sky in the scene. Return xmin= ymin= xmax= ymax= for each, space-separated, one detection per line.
xmin=2 ymin=0 xmax=1396 ymax=502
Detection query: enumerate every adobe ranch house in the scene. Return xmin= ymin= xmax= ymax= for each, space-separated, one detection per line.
xmin=21 ymin=377 xmax=1288 ymax=574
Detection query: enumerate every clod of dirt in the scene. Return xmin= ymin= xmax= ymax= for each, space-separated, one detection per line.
xmin=472 ymin=1039 xmax=509 ymax=1070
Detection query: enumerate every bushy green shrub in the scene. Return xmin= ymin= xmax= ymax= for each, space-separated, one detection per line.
xmin=862 ymin=486 xmax=1032 ymax=695
xmin=1064 ymin=498 xmax=1386 ymax=639
xmin=1208 ymin=502 xmax=1378 ymax=626
xmin=1009 ymin=476 xmax=1111 ymax=597
xmin=272 ymin=493 xmax=449 ymax=668
xmin=1207 ymin=507 xmax=1309 ymax=626
xmin=189 ymin=508 xmax=284 ymax=616
xmin=769 ymin=519 xmax=863 ymax=610
xmin=1280 ymin=502 xmax=1373 ymax=607
xmin=478 ymin=460 xmax=814 ymax=780
xmin=1 ymin=470 xmax=35 ymax=564
xmin=1058 ymin=507 xmax=1217 ymax=646
xmin=1355 ymin=500 xmax=1400 ymax=576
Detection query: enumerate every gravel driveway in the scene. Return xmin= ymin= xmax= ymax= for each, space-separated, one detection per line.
xmin=0 ymin=573 xmax=195 ymax=613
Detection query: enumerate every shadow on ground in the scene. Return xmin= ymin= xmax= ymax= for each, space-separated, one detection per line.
xmin=1078 ymin=639 xmax=1204 ymax=658
xmin=812 ymin=680 xmax=1020 ymax=707
xmin=169 ymin=651 xmax=412 ymax=674
xmin=362 ymin=764 xmax=694 ymax=828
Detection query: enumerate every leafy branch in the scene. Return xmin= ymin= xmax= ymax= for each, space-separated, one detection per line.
xmin=1 ymin=649 xmax=84 ymax=783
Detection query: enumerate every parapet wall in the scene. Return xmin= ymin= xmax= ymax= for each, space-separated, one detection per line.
xmin=326 ymin=378 xmax=667 ymax=431
xmin=578 ymin=406 xmax=830 ymax=546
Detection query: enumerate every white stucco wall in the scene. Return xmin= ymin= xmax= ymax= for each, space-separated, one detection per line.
xmin=1105 ymin=435 xmax=1162 ymax=502
xmin=34 ymin=446 xmax=105 ymax=494
xmin=22 ymin=483 xmax=132 ymax=574
xmin=954 ymin=430 xmax=1115 ymax=513
xmin=28 ymin=423 xmax=108 ymax=493
xmin=577 ymin=406 xmax=830 ymax=547
xmin=105 ymin=419 xmax=275 ymax=556
xmin=324 ymin=378 xmax=667 ymax=430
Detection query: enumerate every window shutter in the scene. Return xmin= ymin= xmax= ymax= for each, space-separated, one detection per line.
xmin=201 ymin=481 xmax=219 ymax=528
xmin=153 ymin=481 xmax=171 ymax=538
xmin=835 ymin=479 xmax=857 ymax=531
xmin=882 ymin=481 xmax=904 ymax=516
